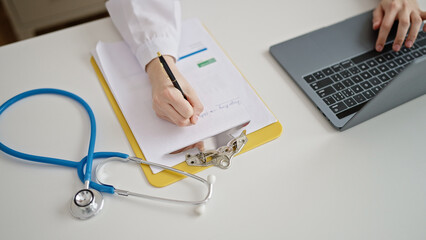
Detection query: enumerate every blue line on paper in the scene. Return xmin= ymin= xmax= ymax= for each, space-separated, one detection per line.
xmin=178 ymin=48 xmax=208 ymax=61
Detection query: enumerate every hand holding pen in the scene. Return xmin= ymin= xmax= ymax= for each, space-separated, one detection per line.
xmin=146 ymin=53 xmax=204 ymax=126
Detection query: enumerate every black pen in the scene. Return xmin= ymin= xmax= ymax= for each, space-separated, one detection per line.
xmin=157 ymin=52 xmax=187 ymax=100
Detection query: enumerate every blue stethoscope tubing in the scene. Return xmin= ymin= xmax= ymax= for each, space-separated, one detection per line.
xmin=0 ymin=88 xmax=214 ymax=219
xmin=0 ymin=88 xmax=123 ymax=194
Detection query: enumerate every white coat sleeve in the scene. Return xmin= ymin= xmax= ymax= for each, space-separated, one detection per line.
xmin=106 ymin=0 xmax=181 ymax=70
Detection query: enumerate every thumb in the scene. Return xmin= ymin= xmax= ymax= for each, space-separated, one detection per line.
xmin=372 ymin=6 xmax=384 ymax=30
xmin=421 ymin=10 xmax=426 ymax=20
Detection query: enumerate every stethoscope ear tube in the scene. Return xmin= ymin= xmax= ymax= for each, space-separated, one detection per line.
xmin=96 ymin=156 xmax=215 ymax=206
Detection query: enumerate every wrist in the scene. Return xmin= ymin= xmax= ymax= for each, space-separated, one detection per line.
xmin=146 ymin=55 xmax=177 ymax=85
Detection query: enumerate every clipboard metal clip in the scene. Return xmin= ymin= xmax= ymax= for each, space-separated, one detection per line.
xmin=185 ymin=130 xmax=247 ymax=169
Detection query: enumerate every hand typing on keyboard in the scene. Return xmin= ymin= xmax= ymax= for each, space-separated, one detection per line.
xmin=373 ymin=0 xmax=426 ymax=52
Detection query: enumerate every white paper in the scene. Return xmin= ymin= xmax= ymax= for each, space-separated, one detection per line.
xmin=93 ymin=19 xmax=276 ymax=173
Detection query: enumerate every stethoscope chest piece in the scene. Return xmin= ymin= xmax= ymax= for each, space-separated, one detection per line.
xmin=70 ymin=188 xmax=104 ymax=220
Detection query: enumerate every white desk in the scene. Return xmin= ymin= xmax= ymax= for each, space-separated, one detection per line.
xmin=1 ymin=0 xmax=425 ymax=239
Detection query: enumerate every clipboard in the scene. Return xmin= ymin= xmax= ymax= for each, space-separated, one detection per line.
xmin=92 ymin=57 xmax=282 ymax=187
xmin=91 ymin=21 xmax=282 ymax=188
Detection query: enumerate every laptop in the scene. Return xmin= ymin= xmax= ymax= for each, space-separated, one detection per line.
xmin=270 ymin=10 xmax=426 ymax=130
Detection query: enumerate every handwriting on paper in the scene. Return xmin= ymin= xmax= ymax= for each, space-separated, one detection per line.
xmin=200 ymin=98 xmax=241 ymax=119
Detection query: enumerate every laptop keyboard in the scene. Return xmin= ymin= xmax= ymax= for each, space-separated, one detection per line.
xmin=303 ymin=31 xmax=426 ymax=119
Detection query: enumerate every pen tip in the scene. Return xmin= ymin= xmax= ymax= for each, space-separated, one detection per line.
xmin=157 ymin=52 xmax=161 ymax=57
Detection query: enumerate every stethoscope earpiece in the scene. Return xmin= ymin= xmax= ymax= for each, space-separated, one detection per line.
xmin=193 ymin=175 xmax=216 ymax=216
xmin=70 ymin=188 xmax=104 ymax=220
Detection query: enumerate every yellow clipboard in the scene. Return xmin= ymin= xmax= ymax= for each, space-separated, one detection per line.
xmin=91 ymin=56 xmax=282 ymax=187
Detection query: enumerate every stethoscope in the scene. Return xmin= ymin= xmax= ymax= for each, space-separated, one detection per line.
xmin=0 ymin=88 xmax=215 ymax=220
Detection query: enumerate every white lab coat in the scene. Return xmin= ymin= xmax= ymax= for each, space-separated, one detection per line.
xmin=106 ymin=0 xmax=181 ymax=70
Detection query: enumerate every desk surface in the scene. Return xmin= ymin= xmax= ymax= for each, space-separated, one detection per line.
xmin=1 ymin=0 xmax=425 ymax=239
